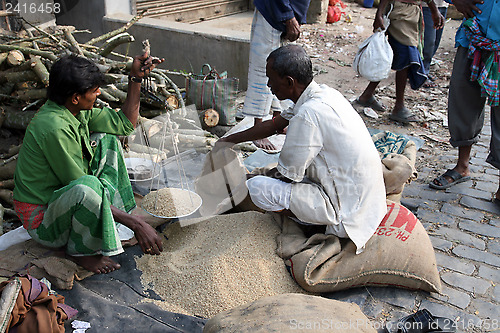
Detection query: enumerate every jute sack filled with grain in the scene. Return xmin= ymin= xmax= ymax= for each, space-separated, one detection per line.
xmin=372 ymin=131 xmax=417 ymax=203
xmin=135 ymin=211 xmax=306 ymax=318
xmin=204 ymin=293 xmax=376 ymax=333
xmin=194 ymin=147 xmax=248 ymax=216
xmin=276 ymin=200 xmax=441 ymax=293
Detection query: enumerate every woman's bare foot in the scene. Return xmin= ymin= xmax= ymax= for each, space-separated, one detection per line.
xmin=71 ymin=255 xmax=121 ymax=274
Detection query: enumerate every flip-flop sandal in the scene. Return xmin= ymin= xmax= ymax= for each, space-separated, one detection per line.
xmin=429 ymin=169 xmax=471 ymax=190
xmin=389 ymin=107 xmax=421 ymax=124
xmin=389 ymin=309 xmax=457 ymax=333
xmin=354 ymin=96 xmax=387 ymax=112
xmin=423 ymin=79 xmax=437 ymax=89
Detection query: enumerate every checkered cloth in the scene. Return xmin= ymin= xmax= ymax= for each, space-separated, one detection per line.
xmin=463 ymin=18 xmax=500 ymax=106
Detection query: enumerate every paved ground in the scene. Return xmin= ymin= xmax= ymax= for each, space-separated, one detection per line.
xmin=323 ymin=108 xmax=499 ymax=332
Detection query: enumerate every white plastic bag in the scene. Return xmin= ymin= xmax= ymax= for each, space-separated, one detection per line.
xmin=353 ymin=13 xmax=393 ymax=82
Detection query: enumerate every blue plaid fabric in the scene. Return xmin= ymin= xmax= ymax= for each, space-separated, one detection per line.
xmin=463 ymin=18 xmax=500 ymax=106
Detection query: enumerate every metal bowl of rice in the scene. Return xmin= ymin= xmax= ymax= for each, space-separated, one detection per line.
xmin=141 ymin=187 xmax=202 ymax=219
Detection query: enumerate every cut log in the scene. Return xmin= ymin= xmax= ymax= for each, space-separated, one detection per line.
xmin=14 ymin=88 xmax=47 ymax=101
xmin=199 ymin=108 xmax=219 ymax=128
xmin=0 ymin=44 xmax=57 ymax=62
xmin=0 ymin=82 xmax=15 ymax=96
xmin=0 ymin=70 xmax=38 ymax=84
xmin=0 ymin=179 xmax=14 ymax=190
xmin=29 ymin=55 xmax=50 ymax=86
xmin=7 ymin=50 xmax=25 ymax=66
xmin=0 ymin=189 xmax=13 ymax=206
xmin=0 ymin=159 xmax=16 ymax=180
xmin=99 ymin=33 xmax=135 ymax=57
xmin=166 ymin=94 xmax=179 ymax=109
xmin=3 ymin=109 xmax=36 ymax=130
xmin=0 ymin=53 xmax=8 ymax=66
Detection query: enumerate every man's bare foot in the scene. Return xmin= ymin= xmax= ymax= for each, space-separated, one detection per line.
xmin=71 ymin=255 xmax=121 ymax=274
xmin=253 ymin=138 xmax=276 ymax=151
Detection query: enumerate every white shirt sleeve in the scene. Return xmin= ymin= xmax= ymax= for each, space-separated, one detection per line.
xmin=277 ymin=112 xmax=323 ymax=182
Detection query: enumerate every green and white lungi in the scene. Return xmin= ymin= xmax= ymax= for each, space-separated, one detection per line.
xmin=27 ymin=133 xmax=136 ymax=256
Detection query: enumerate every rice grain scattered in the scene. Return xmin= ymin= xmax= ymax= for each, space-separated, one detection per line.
xmin=135 ymin=211 xmax=306 ymax=318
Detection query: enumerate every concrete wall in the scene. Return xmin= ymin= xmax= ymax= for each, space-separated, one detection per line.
xmin=55 ymin=0 xmax=106 ymax=41
xmin=104 ymin=14 xmax=250 ymax=90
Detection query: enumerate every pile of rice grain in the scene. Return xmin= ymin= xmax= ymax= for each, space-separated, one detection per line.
xmin=135 ymin=211 xmax=306 ymax=318
xmin=142 ymin=187 xmax=201 ymax=217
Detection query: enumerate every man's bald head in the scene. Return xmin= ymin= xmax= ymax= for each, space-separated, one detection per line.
xmin=267 ymin=44 xmax=313 ymax=86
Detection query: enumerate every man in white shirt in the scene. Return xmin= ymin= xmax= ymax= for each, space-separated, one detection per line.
xmin=217 ymin=44 xmax=387 ymax=253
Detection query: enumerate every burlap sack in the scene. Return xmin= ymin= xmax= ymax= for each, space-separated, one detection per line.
xmin=382 ymin=153 xmax=417 ymax=195
xmin=0 ymin=240 xmax=92 ymax=290
xmin=276 ymin=200 xmax=441 ymax=293
xmin=204 ymin=293 xmax=376 ymax=333
xmin=372 ymin=131 xmax=417 ymax=203
xmin=194 ymin=147 xmax=248 ymax=216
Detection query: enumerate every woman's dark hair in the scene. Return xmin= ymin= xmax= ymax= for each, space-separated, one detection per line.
xmin=47 ymin=54 xmax=105 ymax=105
xmin=267 ymin=44 xmax=313 ymax=86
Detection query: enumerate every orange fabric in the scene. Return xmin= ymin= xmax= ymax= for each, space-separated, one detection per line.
xmin=0 ymin=276 xmax=70 ymax=333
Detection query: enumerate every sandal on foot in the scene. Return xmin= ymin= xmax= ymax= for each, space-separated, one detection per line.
xmin=354 ymin=96 xmax=387 ymax=112
xmin=429 ymin=169 xmax=471 ymax=190
xmin=389 ymin=107 xmax=420 ymax=124
xmin=423 ymin=79 xmax=437 ymax=89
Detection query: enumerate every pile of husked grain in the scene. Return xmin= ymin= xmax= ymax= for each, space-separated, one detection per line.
xmin=135 ymin=211 xmax=306 ymax=318
xmin=142 ymin=187 xmax=201 ymax=217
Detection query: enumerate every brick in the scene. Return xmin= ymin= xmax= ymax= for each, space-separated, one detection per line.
xmin=440 ymin=203 xmax=485 ymax=222
xmin=404 ymin=185 xmax=460 ymax=202
xmin=460 ymin=196 xmax=500 ymax=215
xmin=471 ymin=299 xmax=499 ymax=320
xmin=365 ymin=287 xmax=417 ymax=310
xmin=489 ymin=218 xmax=500 ymax=227
xmin=478 ymin=265 xmax=500 ymax=283
xmin=484 ymin=167 xmax=498 ymax=175
xmin=452 ymin=245 xmax=500 ymax=267
xmin=436 ymin=226 xmax=485 ymax=250
xmin=400 ymin=197 xmax=440 ymax=212
xmin=475 ymin=172 xmax=498 ymax=183
xmin=493 ymin=285 xmax=500 ymax=303
xmin=470 ymin=157 xmax=491 ymax=167
xmin=459 ymin=220 xmax=500 ymax=238
xmin=475 ymin=181 xmax=499 ymax=193
xmin=474 ymin=152 xmax=489 ymax=160
xmin=429 ymin=235 xmax=453 ymax=252
xmin=417 ymin=209 xmax=456 ymax=226
xmin=434 ymin=252 xmax=475 ymax=275
xmin=431 ymin=285 xmax=471 ymax=309
xmin=488 ymin=240 xmax=500 ymax=256
xmin=441 ymin=271 xmax=491 ymax=294
xmin=446 ymin=187 xmax=492 ymax=201
xmin=418 ymin=299 xmax=481 ymax=329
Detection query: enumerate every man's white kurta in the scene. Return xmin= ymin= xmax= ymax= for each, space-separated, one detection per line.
xmin=278 ymin=81 xmax=387 ymax=252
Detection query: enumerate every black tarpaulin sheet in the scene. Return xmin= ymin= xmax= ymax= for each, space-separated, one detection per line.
xmin=56 ymin=246 xmax=206 ymax=332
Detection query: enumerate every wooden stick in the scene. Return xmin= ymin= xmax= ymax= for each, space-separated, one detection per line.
xmin=29 ymin=56 xmax=50 ymax=86
xmin=0 ymin=70 xmax=38 ymax=83
xmin=99 ymin=33 xmax=135 ymax=57
xmin=0 ymin=179 xmax=14 ymax=190
xmin=86 ymin=11 xmax=146 ymax=46
xmin=63 ymin=27 xmax=85 ymax=56
xmin=0 ymin=44 xmax=57 ymax=61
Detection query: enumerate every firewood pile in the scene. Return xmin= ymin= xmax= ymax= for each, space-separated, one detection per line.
xmin=0 ymin=12 xmax=243 ymax=233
